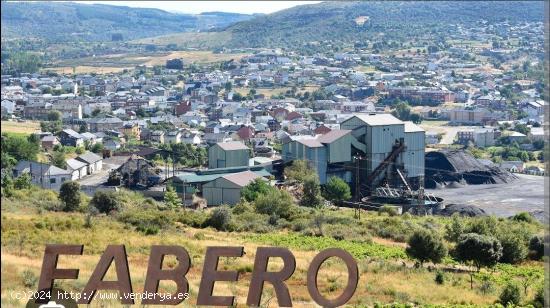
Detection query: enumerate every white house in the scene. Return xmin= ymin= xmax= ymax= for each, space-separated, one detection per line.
xmin=75 ymin=152 xmax=103 ymax=175
xmin=66 ymin=158 xmax=87 ymax=180
xmin=12 ymin=161 xmax=72 ymax=191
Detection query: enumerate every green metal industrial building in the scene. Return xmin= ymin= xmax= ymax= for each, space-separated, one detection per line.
xmin=282 ymin=113 xmax=425 ymax=196
xmin=207 ymin=141 xmax=250 ymax=169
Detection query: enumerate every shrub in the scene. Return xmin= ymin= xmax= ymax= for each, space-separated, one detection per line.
xmin=118 ymin=208 xmax=172 ymax=234
xmin=499 ymin=233 xmax=527 ymax=264
xmin=163 ymin=185 xmax=182 ymax=209
xmin=205 ymin=206 xmax=231 ymax=231
xmin=300 ymin=175 xmax=324 ymax=208
xmin=21 ymin=270 xmax=38 ymax=288
xmin=445 ymin=213 xmax=465 ymax=242
xmin=434 ymin=270 xmax=445 ymax=285
xmin=241 ymin=178 xmax=275 ymax=202
xmin=322 ymin=176 xmax=351 ymax=203
xmin=14 ymin=173 xmax=32 ymax=190
xmin=528 ymin=235 xmax=545 ymax=260
xmin=511 ymin=212 xmax=535 ymax=223
xmin=254 ymin=189 xmax=294 ymax=219
xmin=405 ymin=229 xmax=447 ymax=266
xmin=499 ymin=282 xmax=521 ymax=306
xmin=90 ymin=191 xmax=121 ymax=214
xmin=378 ymin=205 xmax=398 ymax=217
xmin=59 ymin=181 xmax=81 ymax=212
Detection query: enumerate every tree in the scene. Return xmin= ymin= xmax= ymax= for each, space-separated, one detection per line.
xmin=445 ymin=213 xmax=465 ymax=242
xmin=301 ymin=175 xmax=324 ymax=208
xmin=284 ymin=160 xmax=316 ymax=183
xmin=241 ymin=178 xmax=275 ymax=202
xmin=323 ymin=176 xmax=351 ymax=203
xmin=90 ymin=191 xmax=120 ymax=214
xmin=47 ymin=110 xmax=61 ymax=122
xmin=59 ymin=181 xmax=81 ymax=212
xmin=224 ymin=81 xmax=232 ymax=92
xmin=205 ymin=206 xmax=231 ymax=231
xmin=406 ymin=229 xmax=447 ymax=267
xmin=14 ymin=173 xmax=32 ymax=190
xmin=164 ymin=185 xmax=182 ymax=209
xmin=455 ymin=233 xmax=503 ymax=289
xmin=499 ymin=282 xmax=521 ymax=306
xmin=51 ymin=150 xmax=66 ymax=169
xmin=499 ymin=232 xmax=528 ymax=264
xmin=254 ymin=189 xmax=294 ymax=219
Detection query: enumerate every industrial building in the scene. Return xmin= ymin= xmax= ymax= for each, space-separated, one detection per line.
xmin=202 ymin=171 xmax=266 ymax=205
xmin=282 ymin=113 xmax=425 ymax=197
xmin=208 ymin=141 xmax=250 ymax=169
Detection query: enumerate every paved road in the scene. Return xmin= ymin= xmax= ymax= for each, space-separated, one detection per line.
xmin=427 ymin=174 xmax=547 ymax=218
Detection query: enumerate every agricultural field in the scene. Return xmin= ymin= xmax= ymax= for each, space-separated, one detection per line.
xmin=43 ymin=50 xmax=249 ymax=74
xmin=1 ymin=187 xmax=546 ymax=307
xmin=130 ymin=31 xmax=231 ymax=49
xmin=0 ymin=120 xmax=41 ymax=136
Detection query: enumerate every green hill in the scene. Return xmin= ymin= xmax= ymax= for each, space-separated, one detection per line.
xmin=0 ymin=2 xmax=252 ymax=43
xmin=220 ymin=1 xmax=545 ymax=48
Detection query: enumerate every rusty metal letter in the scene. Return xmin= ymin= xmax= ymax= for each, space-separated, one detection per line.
xmin=142 ymin=245 xmax=191 ymax=305
xmin=37 ymin=244 xmax=83 ymax=293
xmin=196 ymin=246 xmax=243 ymax=306
xmin=78 ymin=245 xmax=133 ymax=304
xmin=246 ymin=247 xmax=295 ymax=307
xmin=306 ymin=248 xmax=358 ymax=307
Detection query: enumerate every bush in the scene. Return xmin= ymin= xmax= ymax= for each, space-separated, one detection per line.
xmin=300 ymin=176 xmax=324 ymax=208
xmin=21 ymin=270 xmax=38 ymax=288
xmin=254 ymin=189 xmax=295 ymax=219
xmin=406 ymin=229 xmax=447 ymax=266
xmin=434 ymin=270 xmax=445 ymax=285
xmin=499 ymin=233 xmax=528 ymax=264
xmin=378 ymin=205 xmax=398 ymax=217
xmin=14 ymin=173 xmax=32 ymax=190
xmin=205 ymin=206 xmax=231 ymax=231
xmin=528 ymin=235 xmax=545 ymax=260
xmin=241 ymin=178 xmax=275 ymax=202
xmin=499 ymin=282 xmax=521 ymax=306
xmin=90 ymin=191 xmax=121 ymax=214
xmin=445 ymin=213 xmax=465 ymax=242
xmin=118 ymin=208 xmax=173 ymax=234
xmin=322 ymin=176 xmax=351 ymax=203
xmin=59 ymin=181 xmax=81 ymax=212
xmin=511 ymin=212 xmax=535 ymax=224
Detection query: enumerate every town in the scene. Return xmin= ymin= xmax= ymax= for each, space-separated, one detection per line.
xmin=1 ymin=1 xmax=547 ymax=307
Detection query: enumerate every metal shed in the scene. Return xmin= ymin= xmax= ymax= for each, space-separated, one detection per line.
xmin=202 ymin=171 xmax=266 ymax=205
xmin=208 ymin=141 xmax=250 ymax=169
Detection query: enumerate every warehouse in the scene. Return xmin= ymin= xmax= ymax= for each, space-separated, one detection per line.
xmin=208 ymin=141 xmax=250 ymax=169
xmin=202 ymin=171 xmax=266 ymax=205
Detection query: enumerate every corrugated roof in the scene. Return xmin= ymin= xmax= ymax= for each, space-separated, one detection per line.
xmin=222 ymin=171 xmax=262 ymax=187
xmin=297 ymin=139 xmax=324 ymax=148
xmin=353 ymin=113 xmax=403 ymax=126
xmin=174 ymin=168 xmax=271 ymax=184
xmin=317 ymin=129 xmax=351 ymax=144
xmin=217 ymin=141 xmax=249 ymax=151
xmin=404 ymin=121 xmax=425 ymax=133
xmin=66 ymin=158 xmax=87 ymax=170
xmin=76 ymin=151 xmax=102 ymax=164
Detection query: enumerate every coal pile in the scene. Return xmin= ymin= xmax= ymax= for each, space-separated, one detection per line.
xmin=425 ymin=149 xmax=517 ymax=189
xmin=435 ymin=204 xmax=487 ymax=217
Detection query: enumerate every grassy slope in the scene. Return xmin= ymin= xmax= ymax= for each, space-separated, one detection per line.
xmin=1 ymin=121 xmax=41 ymax=136
xmin=1 ymin=187 xmax=545 ymax=307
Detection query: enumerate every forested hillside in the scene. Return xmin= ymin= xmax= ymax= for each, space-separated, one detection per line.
xmin=220 ymin=1 xmax=545 ymax=48
xmin=0 ymin=2 xmax=252 ymax=43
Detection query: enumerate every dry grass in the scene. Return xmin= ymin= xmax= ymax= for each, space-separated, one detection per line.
xmin=142 ymin=51 xmax=249 ymax=66
xmin=1 ymin=120 xmax=41 ymax=135
xmin=130 ymin=32 xmax=231 ymax=49
xmin=42 ymin=66 xmax=130 ymax=74
xmin=1 ymin=210 xmax=510 ymax=307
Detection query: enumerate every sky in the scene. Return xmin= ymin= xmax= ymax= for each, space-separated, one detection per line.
xmin=78 ymin=1 xmax=321 ymax=14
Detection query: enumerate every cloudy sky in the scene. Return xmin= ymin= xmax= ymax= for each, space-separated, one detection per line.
xmin=79 ymin=1 xmax=321 ymax=14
